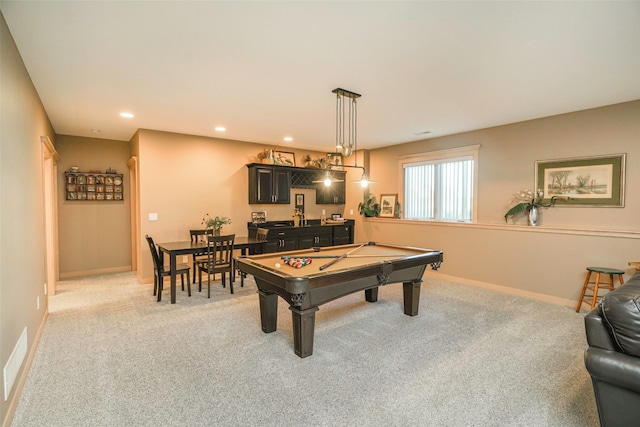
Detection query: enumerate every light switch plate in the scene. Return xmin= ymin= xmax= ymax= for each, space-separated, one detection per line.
xmin=149 ymin=213 xmax=158 ymax=221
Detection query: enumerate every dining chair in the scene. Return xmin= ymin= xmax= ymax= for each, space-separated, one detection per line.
xmin=198 ymin=234 xmax=235 ymax=297
xmin=238 ymin=228 xmax=269 ymax=287
xmin=256 ymin=227 xmax=269 ymax=243
xmin=190 ymin=229 xmax=213 ymax=284
xmin=145 ymin=235 xmax=191 ymax=302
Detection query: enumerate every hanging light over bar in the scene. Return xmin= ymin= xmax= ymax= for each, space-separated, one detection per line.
xmin=333 ymin=88 xmax=360 ymax=157
xmin=314 ymin=88 xmax=375 ymax=187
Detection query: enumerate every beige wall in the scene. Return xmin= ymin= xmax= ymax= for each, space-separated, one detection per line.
xmin=368 ymin=101 xmax=640 ymax=229
xmin=136 ymin=129 xmax=337 ymax=282
xmin=56 ymin=135 xmax=132 ymax=277
xmin=2 ymin=5 xmax=638 ymax=422
xmin=1 ymin=12 xmax=56 ymax=424
xmin=356 ymin=101 xmax=640 ymax=306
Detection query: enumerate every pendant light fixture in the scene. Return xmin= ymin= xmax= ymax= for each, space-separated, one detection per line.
xmin=333 ymin=88 xmax=360 ymax=157
xmin=314 ymin=88 xmax=376 ymax=187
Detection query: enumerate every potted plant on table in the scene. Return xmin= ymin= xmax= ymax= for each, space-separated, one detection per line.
xmin=202 ymin=214 xmax=232 ymax=235
xmin=358 ymin=193 xmax=380 ymax=217
xmin=504 ymin=189 xmax=568 ymax=226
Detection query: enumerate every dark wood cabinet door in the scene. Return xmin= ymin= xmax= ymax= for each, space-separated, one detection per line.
xmin=273 ymin=168 xmax=291 ymax=204
xmin=248 ymin=165 xmax=291 ymax=204
xmin=255 ymin=167 xmax=274 ymax=204
xmin=298 ymin=226 xmax=333 ymax=249
xmin=333 ymin=224 xmax=353 ymax=246
xmin=333 ymin=236 xmax=351 ymax=246
xmin=298 ymin=235 xmax=316 ymax=250
xmin=317 ymin=234 xmax=333 ymax=247
xmin=316 ymin=180 xmax=345 ymax=204
xmin=263 ymin=241 xmax=280 ymax=253
xmin=282 ymin=237 xmax=297 ymax=251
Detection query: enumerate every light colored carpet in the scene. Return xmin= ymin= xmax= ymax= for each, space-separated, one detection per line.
xmin=11 ymin=272 xmax=598 ymax=426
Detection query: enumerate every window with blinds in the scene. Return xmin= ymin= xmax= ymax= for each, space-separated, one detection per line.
xmin=401 ymin=146 xmax=478 ymax=222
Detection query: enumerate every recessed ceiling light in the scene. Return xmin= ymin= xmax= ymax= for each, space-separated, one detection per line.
xmin=120 ymin=112 xmax=134 ymax=118
xmin=284 ymin=137 xmax=293 ymax=142
xmin=215 ymin=126 xmax=226 ymax=132
xmin=91 ymin=129 xmax=101 ymax=134
xmin=414 ymin=131 xmax=430 ymax=136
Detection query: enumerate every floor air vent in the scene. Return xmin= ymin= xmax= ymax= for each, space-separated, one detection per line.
xmin=4 ymin=327 xmax=27 ymax=401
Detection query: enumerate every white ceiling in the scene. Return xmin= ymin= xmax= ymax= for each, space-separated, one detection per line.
xmin=2 ymin=1 xmax=640 ymax=153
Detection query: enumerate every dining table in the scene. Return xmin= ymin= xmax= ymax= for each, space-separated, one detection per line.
xmin=156 ymin=236 xmax=264 ymax=303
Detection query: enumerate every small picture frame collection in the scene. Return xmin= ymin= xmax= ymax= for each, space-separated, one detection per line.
xmin=65 ymin=169 xmax=124 ymax=201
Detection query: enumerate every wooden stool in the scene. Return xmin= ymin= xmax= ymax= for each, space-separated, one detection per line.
xmin=575 ymin=267 xmax=625 ymax=313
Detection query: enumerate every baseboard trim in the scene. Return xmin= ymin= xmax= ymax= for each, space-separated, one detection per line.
xmin=429 ymin=271 xmax=576 ymax=308
xmin=59 ymin=266 xmax=131 ymax=279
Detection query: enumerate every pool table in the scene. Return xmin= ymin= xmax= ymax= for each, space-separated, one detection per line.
xmin=235 ymin=242 xmax=443 ymax=358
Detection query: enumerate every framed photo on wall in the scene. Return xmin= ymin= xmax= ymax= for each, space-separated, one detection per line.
xmin=379 ymin=194 xmax=398 ymax=218
xmin=535 ymin=154 xmax=626 ymax=207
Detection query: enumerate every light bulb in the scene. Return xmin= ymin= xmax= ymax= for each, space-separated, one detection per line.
xmin=360 ymin=173 xmax=369 ymax=188
xmin=323 ymin=171 xmax=333 ymax=186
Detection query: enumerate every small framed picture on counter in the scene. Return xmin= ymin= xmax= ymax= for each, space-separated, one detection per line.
xmin=295 ymin=193 xmax=305 ymax=212
xmin=251 ymin=211 xmax=267 ymax=224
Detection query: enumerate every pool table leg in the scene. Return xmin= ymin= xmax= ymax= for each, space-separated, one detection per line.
xmin=403 ymin=280 xmax=422 ymax=316
xmin=289 ymin=306 xmax=319 ymax=358
xmin=258 ymin=290 xmax=278 ymax=333
xmin=365 ymin=287 xmax=379 ymax=302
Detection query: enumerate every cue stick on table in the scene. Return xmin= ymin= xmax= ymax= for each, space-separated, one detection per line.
xmin=281 ymin=254 xmax=401 ymax=259
xmin=318 ymin=243 xmax=368 ymax=271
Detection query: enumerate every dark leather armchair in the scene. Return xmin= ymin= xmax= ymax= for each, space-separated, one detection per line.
xmin=584 ymin=271 xmax=640 ymax=427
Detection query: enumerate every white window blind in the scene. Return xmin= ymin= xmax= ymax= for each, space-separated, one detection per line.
xmin=402 ymin=146 xmax=477 ymax=222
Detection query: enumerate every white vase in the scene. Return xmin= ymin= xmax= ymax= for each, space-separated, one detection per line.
xmin=528 ymin=206 xmax=539 ymax=226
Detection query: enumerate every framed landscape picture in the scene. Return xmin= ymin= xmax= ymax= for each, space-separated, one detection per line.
xmin=379 ymin=194 xmax=398 ymax=218
xmin=535 ymin=154 xmax=626 ymax=207
xmin=274 ymin=151 xmax=296 ymax=167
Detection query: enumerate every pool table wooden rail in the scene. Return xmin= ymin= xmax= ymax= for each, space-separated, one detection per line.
xmin=237 ymin=249 xmax=440 ymax=308
xmin=236 ymin=242 xmax=444 ymax=357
